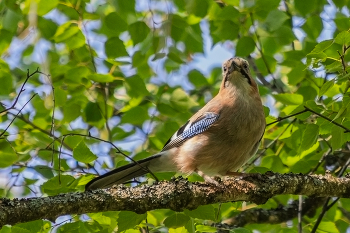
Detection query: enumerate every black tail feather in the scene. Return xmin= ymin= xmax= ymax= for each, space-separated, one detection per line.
xmin=85 ymin=154 xmax=161 ymax=190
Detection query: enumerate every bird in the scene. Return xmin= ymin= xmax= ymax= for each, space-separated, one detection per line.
xmin=85 ymin=57 xmax=266 ymax=190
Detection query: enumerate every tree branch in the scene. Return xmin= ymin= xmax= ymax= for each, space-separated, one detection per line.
xmin=221 ymin=197 xmax=325 ymax=228
xmin=2 ymin=172 xmax=350 ymax=227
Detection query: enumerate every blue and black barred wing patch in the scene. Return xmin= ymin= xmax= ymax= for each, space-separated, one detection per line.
xmin=161 ymin=112 xmax=219 ymax=152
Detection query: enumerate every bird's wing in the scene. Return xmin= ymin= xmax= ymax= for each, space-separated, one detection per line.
xmin=161 ymin=112 xmax=219 ymax=152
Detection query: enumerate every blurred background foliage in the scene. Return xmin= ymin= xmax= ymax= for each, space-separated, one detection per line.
xmin=1 ymin=0 xmax=350 ymax=232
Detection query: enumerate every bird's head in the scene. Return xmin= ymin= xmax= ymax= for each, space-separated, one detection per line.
xmin=221 ymin=57 xmax=257 ymax=92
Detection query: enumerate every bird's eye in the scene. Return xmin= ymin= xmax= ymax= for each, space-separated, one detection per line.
xmin=243 ymin=63 xmax=248 ymax=69
xmin=223 ymin=66 xmax=227 ymax=72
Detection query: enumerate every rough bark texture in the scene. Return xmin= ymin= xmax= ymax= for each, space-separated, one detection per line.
xmin=1 ymin=172 xmax=350 ymax=227
xmin=221 ymin=197 xmax=325 ymax=228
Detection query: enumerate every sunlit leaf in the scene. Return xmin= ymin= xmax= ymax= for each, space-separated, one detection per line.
xmin=273 ymin=93 xmax=303 ymax=105
xmin=163 ymin=213 xmax=190 ymax=229
xmin=334 ymin=31 xmax=350 ymax=45
xmin=73 ymin=140 xmax=97 ymax=163
xmin=118 ymin=211 xmax=146 ymax=232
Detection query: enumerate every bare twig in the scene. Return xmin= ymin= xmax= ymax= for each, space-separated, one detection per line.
xmin=244 ymin=119 xmax=295 ymax=169
xmin=304 ymin=106 xmax=350 ymax=133
xmin=0 ymin=93 xmax=37 ymax=138
xmin=249 ymin=13 xmax=284 ymax=93
xmin=310 ymin=144 xmax=350 ymax=233
xmin=51 ymin=133 xmax=159 ymax=182
xmin=266 ymin=109 xmax=308 ymax=126
xmin=309 ymin=148 xmax=332 ymax=174
xmin=0 ymin=68 xmax=39 ymax=115
xmin=222 ymin=197 xmax=325 ymax=228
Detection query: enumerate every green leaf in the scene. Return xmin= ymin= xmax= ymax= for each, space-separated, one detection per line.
xmin=0 ymin=70 xmax=13 ymax=95
xmin=15 ymin=220 xmax=46 ymax=233
xmin=310 ymin=39 xmax=334 ymax=54
xmin=212 ymin=20 xmax=239 ymax=42
xmin=168 ymin=51 xmax=185 ymax=64
xmin=265 ymin=10 xmax=289 ymax=31
xmin=121 ymin=106 xmax=149 ymax=125
xmin=105 ymin=12 xmax=127 ymax=33
xmin=0 ymin=226 xmax=12 ymax=233
xmin=334 ymin=31 xmax=350 ymax=45
xmin=307 ymin=52 xmax=327 ymax=61
xmin=117 ymin=211 xmax=146 ymax=232
xmin=208 ymin=5 xmax=239 ymax=20
xmin=87 ymin=74 xmax=115 ymax=82
xmin=84 ymin=102 xmax=103 ymax=123
xmin=41 ymin=175 xmax=76 ymax=195
xmin=231 ymin=228 xmax=252 ymax=233
xmin=331 ymin=125 xmax=345 ymax=150
xmin=169 ymin=14 xmax=188 ymax=42
xmin=299 ymin=124 xmax=319 ymax=152
xmin=53 ymin=22 xmax=80 ymax=43
xmin=188 ymin=69 xmax=208 ymax=87
xmin=302 ymin=15 xmax=323 ymax=41
xmin=295 ymin=0 xmax=316 ymax=16
xmin=65 ymin=66 xmax=91 ymax=84
xmin=105 ymin=37 xmax=128 ymax=58
xmin=65 ymin=30 xmax=86 ymax=49
xmin=195 ymin=225 xmax=217 ymax=232
xmin=152 ymin=53 xmax=166 ymax=61
xmin=273 ymin=93 xmax=303 ymax=105
xmin=2 ymin=9 xmax=21 ymax=32
xmin=34 ymin=165 xmax=54 ymax=179
xmin=186 ymin=0 xmax=209 ymax=18
xmin=333 ymin=96 xmax=350 ymax=121
xmin=0 ymin=29 xmax=12 ymax=54
xmin=73 ymin=140 xmax=97 ymax=163
xmin=184 ymin=205 xmax=216 ymax=221
xmin=128 ymin=21 xmax=150 ymax=45
xmin=170 ymin=88 xmax=198 ymax=112
xmin=113 ymin=0 xmax=135 ymax=16
xmin=317 ymin=222 xmax=340 ymax=233
xmin=287 ymin=63 xmax=306 ymax=85
xmin=0 ymin=141 xmax=18 ymax=168
xmin=38 ymin=0 xmax=58 ymax=16
xmin=235 ymin=36 xmax=255 ymax=56
xmin=63 ymin=102 xmax=81 ymax=122
xmin=124 ymin=75 xmax=149 ymax=98
xmin=11 ymin=226 xmax=31 ymax=233
xmin=163 ymin=213 xmax=190 ymax=229
xmin=57 ymin=221 xmax=88 ymax=233
xmin=319 ymin=80 xmax=335 ymax=96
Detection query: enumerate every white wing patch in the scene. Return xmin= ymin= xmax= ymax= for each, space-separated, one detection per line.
xmin=161 ymin=112 xmax=219 ymax=152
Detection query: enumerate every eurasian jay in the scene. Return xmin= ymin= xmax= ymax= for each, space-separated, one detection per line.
xmin=85 ymin=57 xmax=266 ymax=190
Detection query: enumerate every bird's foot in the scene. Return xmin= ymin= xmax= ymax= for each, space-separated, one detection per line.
xmin=196 ymin=170 xmax=221 ymax=185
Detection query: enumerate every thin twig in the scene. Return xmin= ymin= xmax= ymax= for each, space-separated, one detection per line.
xmin=244 ymin=119 xmax=295 ymax=169
xmin=0 ymin=93 xmax=37 ymax=137
xmin=250 ymin=13 xmax=284 ymax=93
xmin=8 ymin=113 xmax=72 ymax=150
xmin=283 ymin=0 xmax=295 ymax=51
xmin=298 ymin=195 xmax=303 ymax=233
xmin=52 ymin=133 xmax=159 ymax=182
xmin=309 ymin=148 xmax=332 ymax=175
xmin=338 ymin=49 xmax=347 ymax=74
xmin=310 ymin=144 xmax=350 ymax=233
xmin=266 ymin=109 xmax=308 ymax=126
xmin=0 ymin=68 xmax=39 ymax=115
xmin=304 ymin=106 xmax=350 ymax=133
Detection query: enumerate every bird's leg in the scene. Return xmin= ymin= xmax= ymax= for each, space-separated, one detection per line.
xmin=196 ymin=170 xmax=220 ymax=185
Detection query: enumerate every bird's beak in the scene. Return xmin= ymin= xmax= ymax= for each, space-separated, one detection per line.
xmin=229 ymin=60 xmax=240 ymax=73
